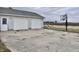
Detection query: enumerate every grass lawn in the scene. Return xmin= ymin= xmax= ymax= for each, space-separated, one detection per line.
xmin=44 ymin=25 xmax=79 ymax=33
xmin=0 ymin=40 xmax=11 ymax=52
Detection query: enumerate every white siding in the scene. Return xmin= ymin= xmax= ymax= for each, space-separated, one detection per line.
xmin=31 ymin=19 xmax=43 ymax=29
xmin=0 ymin=15 xmax=43 ymax=31
xmin=13 ymin=17 xmax=28 ymax=30
xmin=8 ymin=17 xmax=14 ymax=30
xmin=28 ymin=19 xmax=31 ymax=29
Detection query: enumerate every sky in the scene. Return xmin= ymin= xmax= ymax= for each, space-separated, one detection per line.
xmin=14 ymin=7 xmax=79 ymax=23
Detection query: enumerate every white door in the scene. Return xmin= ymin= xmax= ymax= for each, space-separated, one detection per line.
xmin=1 ymin=18 xmax=8 ymax=31
xmin=31 ymin=19 xmax=43 ymax=29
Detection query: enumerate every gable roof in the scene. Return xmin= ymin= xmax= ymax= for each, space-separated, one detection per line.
xmin=0 ymin=7 xmax=44 ymax=19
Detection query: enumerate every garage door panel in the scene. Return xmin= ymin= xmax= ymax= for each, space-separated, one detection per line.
xmin=31 ymin=19 xmax=43 ymax=29
xmin=13 ymin=17 xmax=28 ymax=30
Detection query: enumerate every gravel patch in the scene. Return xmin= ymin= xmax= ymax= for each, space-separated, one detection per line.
xmin=0 ymin=29 xmax=79 ymax=52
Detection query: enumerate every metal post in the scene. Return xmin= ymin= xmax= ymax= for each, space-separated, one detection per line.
xmin=65 ymin=14 xmax=68 ymax=31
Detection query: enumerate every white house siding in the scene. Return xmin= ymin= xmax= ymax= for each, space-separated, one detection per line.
xmin=0 ymin=15 xmax=43 ymax=31
xmin=31 ymin=19 xmax=43 ymax=29
xmin=13 ymin=17 xmax=28 ymax=30
xmin=8 ymin=17 xmax=14 ymax=30
xmin=28 ymin=19 xmax=31 ymax=29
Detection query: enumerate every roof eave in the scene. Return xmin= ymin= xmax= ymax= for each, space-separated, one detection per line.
xmin=0 ymin=13 xmax=44 ymax=19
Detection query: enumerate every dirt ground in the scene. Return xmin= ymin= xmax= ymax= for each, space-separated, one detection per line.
xmin=0 ymin=29 xmax=79 ymax=52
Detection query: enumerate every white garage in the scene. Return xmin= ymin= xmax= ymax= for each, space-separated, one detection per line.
xmin=0 ymin=7 xmax=44 ymax=31
xmin=31 ymin=19 xmax=43 ymax=29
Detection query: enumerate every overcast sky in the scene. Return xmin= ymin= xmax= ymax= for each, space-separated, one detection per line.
xmin=14 ymin=7 xmax=79 ymax=23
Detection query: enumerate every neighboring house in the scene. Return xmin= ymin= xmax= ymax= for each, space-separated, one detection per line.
xmin=0 ymin=7 xmax=44 ymax=31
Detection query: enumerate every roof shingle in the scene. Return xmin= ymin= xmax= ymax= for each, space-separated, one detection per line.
xmin=0 ymin=7 xmax=44 ymax=19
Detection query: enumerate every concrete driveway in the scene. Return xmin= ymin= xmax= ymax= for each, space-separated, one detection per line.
xmin=0 ymin=29 xmax=79 ymax=52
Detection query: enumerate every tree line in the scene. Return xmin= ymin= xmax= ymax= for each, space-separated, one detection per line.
xmin=44 ymin=22 xmax=79 ymax=26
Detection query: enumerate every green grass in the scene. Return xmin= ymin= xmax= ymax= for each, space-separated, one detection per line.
xmin=0 ymin=40 xmax=11 ymax=52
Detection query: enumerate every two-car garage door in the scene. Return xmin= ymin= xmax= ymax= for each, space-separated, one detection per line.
xmin=13 ymin=17 xmax=43 ymax=30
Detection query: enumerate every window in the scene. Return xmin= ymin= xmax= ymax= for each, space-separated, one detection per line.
xmin=2 ymin=18 xmax=7 ymax=24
